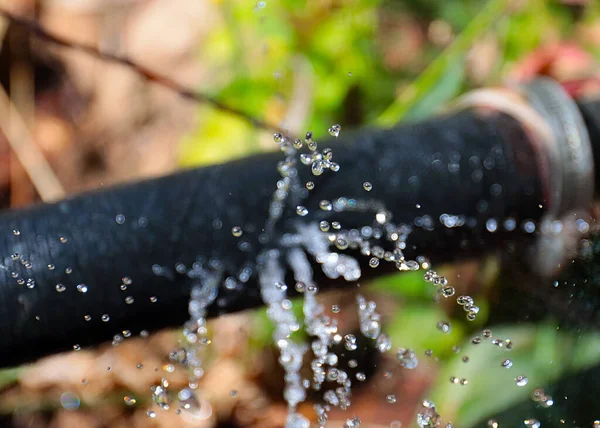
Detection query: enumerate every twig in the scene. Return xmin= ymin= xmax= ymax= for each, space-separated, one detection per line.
xmin=0 ymin=83 xmax=66 ymax=202
xmin=0 ymin=8 xmax=285 ymax=134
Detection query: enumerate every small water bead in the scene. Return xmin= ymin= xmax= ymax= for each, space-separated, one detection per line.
xmin=319 ymin=200 xmax=333 ymax=211
xmin=462 ymin=356 xmax=470 ymax=363
xmin=115 ymin=214 xmax=126 ymax=224
xmin=231 ymin=226 xmax=243 ymax=237
xmin=273 ymin=133 xmax=284 ymax=144
xmin=296 ymin=206 xmax=308 ymax=216
xmin=120 ymin=284 xmax=128 ymax=291
xmin=66 ymin=267 xmax=73 ymax=274
xmin=482 ymin=329 xmax=493 ymax=338
xmin=472 ymin=336 xmax=482 ymax=345
xmin=348 ymin=359 xmax=358 ymax=368
xmin=488 ymin=420 xmax=499 ymax=428
xmin=356 ymin=372 xmax=366 ymax=381
xmin=16 ymin=278 xmax=24 ymax=285
xmin=396 ymin=348 xmax=418 ymax=369
xmin=386 ymin=394 xmax=397 ymax=404
xmin=460 ymin=378 xmax=469 ymax=385
xmin=369 ymin=257 xmax=379 ymax=268
xmin=77 ymin=284 xmax=88 ymax=293
xmin=450 ymin=376 xmax=459 ymax=384
xmin=523 ymin=419 xmax=540 ymax=428
xmin=331 ymin=305 xmax=340 ymax=314
xmin=150 ymin=296 xmax=158 ymax=303
xmin=319 ymin=220 xmax=330 ymax=232
xmin=146 ymin=410 xmax=156 ymax=418
xmin=60 ymin=392 xmax=81 ymax=410
xmin=73 ymin=344 xmax=81 ymax=351
xmin=84 ymin=315 xmax=91 ymax=321
xmin=345 ymin=334 xmax=358 ymax=351
xmin=376 ymin=334 xmax=392 ymax=353
xmin=55 ymin=284 xmax=66 ymax=292
xmin=60 ymin=236 xmax=68 ymax=243
xmin=48 ymin=264 xmax=55 ymax=270
xmin=329 ymin=124 xmax=341 ymax=137
xmin=425 ymin=349 xmax=433 ymax=357
xmin=295 ymin=281 xmax=306 ymax=293
xmin=306 ymin=181 xmax=315 ymax=190
xmin=12 ymin=229 xmax=20 ymax=236
xmin=417 ymin=400 xmax=441 ymax=428
xmin=344 ymin=417 xmax=361 ymax=428
xmin=502 ymin=358 xmax=513 ymax=369
xmin=307 ymin=283 xmax=319 ymax=294
xmin=124 ymin=396 xmax=137 ymax=406
xmin=26 ymin=279 xmax=35 ymax=289
xmin=437 ymin=321 xmax=451 ymax=334
xmin=363 ymin=181 xmax=372 ymax=191
xmin=125 ymin=296 xmax=135 ymax=304
xmin=101 ymin=314 xmax=110 ymax=322
xmin=332 ymin=221 xmax=341 ymax=230
xmin=515 ymin=375 xmax=529 ymax=387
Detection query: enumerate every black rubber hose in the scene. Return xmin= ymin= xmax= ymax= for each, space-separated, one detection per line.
xmin=0 ymin=108 xmax=546 ymax=368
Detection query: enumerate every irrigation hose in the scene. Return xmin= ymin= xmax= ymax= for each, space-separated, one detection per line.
xmin=0 ymin=77 xmax=595 ymax=368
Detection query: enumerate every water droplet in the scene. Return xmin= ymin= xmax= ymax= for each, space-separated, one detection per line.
xmin=369 ymin=257 xmax=379 ymax=268
xmin=307 ymin=283 xmax=319 ymax=294
xmin=295 ymin=281 xmax=306 ymax=293
xmin=48 ymin=264 xmax=55 ymax=270
xmin=386 ymin=394 xmax=397 ymax=404
xmin=150 ymin=296 xmax=158 ymax=303
xmin=462 ymin=356 xmax=470 ymax=363
xmin=306 ymin=181 xmax=314 ymax=190
xmin=101 ymin=314 xmax=110 ymax=322
xmin=437 ymin=321 xmax=451 ymax=334
xmin=73 ymin=344 xmax=81 ymax=351
xmin=56 ymin=283 xmax=66 ymax=292
xmin=450 ymin=376 xmax=459 ymax=384
xmin=26 ymin=279 xmax=35 ymax=289
xmin=376 ymin=334 xmax=392 ymax=353
xmin=84 ymin=315 xmax=91 ymax=321
xmin=232 ymin=226 xmax=243 ymax=237
xmin=363 ymin=182 xmax=372 ymax=191
xmin=65 ymin=267 xmax=73 ymax=274
xmin=356 ymin=372 xmax=366 ymax=381
xmin=115 ymin=214 xmax=126 ymax=224
xmin=488 ymin=420 xmax=499 ymax=428
xmin=125 ymin=296 xmax=135 ymax=304
xmin=296 ymin=206 xmax=308 ymax=216
xmin=331 ymin=305 xmax=340 ymax=313
xmin=12 ymin=229 xmax=20 ymax=236
xmin=396 ymin=348 xmax=418 ymax=369
xmin=124 ymin=396 xmax=136 ymax=405
xmin=328 ymin=124 xmax=341 ymax=137
xmin=460 ymin=378 xmax=469 ymax=385
xmin=502 ymin=358 xmax=513 ymax=369
xmin=76 ymin=284 xmax=88 ymax=293
xmin=60 ymin=392 xmax=80 ymax=410
xmin=515 ymin=375 xmax=528 ymax=387
xmin=60 ymin=236 xmax=68 ymax=243
xmin=146 ymin=410 xmax=156 ymax=418
xmin=524 ymin=419 xmax=540 ymax=428
xmin=319 ymin=200 xmax=333 ymax=211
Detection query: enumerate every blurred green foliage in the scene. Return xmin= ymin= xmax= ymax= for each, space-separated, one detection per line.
xmin=182 ymin=0 xmax=600 ymax=426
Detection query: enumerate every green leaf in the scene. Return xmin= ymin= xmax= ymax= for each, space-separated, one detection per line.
xmin=386 ymin=304 xmax=466 ymax=358
xmin=376 ymin=0 xmax=510 ymax=126
xmin=427 ymin=324 xmax=600 ymax=427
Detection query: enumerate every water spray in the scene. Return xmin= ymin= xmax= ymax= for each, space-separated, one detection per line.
xmin=0 ymin=77 xmax=597 ymax=426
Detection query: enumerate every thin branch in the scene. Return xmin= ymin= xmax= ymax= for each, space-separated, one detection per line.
xmin=0 ymin=8 xmax=284 ymax=134
xmin=0 ymin=83 xmax=66 ymax=202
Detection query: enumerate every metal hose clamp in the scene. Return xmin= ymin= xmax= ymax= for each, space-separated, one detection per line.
xmin=522 ymin=77 xmax=595 ymax=276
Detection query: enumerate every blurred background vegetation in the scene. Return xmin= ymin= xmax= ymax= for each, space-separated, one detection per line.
xmin=1 ymin=0 xmax=600 ymax=427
